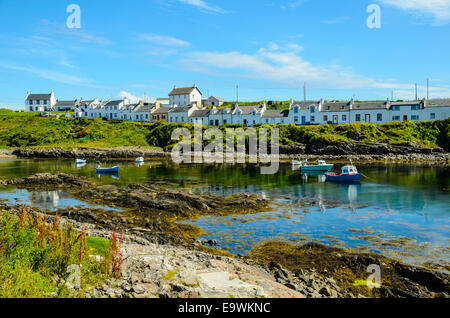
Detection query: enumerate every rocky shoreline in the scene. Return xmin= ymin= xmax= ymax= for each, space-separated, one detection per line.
xmin=1 ymin=145 xmax=449 ymax=163
xmin=0 ymin=173 xmax=449 ymax=298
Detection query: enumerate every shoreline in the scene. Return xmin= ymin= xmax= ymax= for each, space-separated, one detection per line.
xmin=1 ymin=147 xmax=449 ymax=163
xmin=0 ymin=173 xmax=449 ymax=298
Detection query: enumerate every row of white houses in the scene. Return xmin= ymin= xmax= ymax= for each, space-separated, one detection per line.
xmin=25 ymin=88 xmax=450 ymax=126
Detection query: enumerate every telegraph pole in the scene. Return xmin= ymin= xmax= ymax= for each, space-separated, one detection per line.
xmin=303 ymin=82 xmax=306 ymax=102
xmin=415 ymin=83 xmax=418 ymax=100
xmin=427 ymin=78 xmax=429 ymax=100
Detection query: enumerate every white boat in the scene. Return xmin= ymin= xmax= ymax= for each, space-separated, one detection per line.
xmin=136 ymin=157 xmax=144 ymax=163
xmin=75 ymin=159 xmax=87 ymax=164
xmin=301 ymin=160 xmax=334 ymax=172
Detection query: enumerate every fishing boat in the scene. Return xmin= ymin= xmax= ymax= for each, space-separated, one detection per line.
xmin=300 ymin=160 xmax=333 ymax=172
xmin=325 ymin=163 xmax=361 ymax=182
xmin=136 ymin=157 xmax=144 ymax=163
xmin=96 ymin=166 xmax=119 ymax=173
xmin=75 ymin=158 xmax=87 ymax=164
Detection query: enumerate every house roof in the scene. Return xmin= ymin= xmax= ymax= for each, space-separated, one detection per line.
xmin=207 ymin=96 xmax=225 ymax=102
xmin=134 ymin=105 xmax=152 ymax=113
xmin=261 ymin=110 xmax=288 ymax=118
xmin=190 ymin=110 xmax=211 ymax=118
xmin=169 ymin=86 xmax=201 ymax=96
xmin=169 ymin=105 xmax=194 ymax=113
xmin=211 ymin=108 xmax=231 ymax=115
xmin=26 ymin=93 xmax=51 ymax=100
xmin=322 ymin=102 xmax=351 ymax=112
xmin=104 ymin=100 xmax=123 ymax=107
xmin=425 ymin=99 xmax=450 ymax=108
xmin=152 ymin=107 xmax=172 ymax=114
xmin=235 ymin=105 xmax=264 ymax=115
xmin=390 ymin=101 xmax=422 ymax=106
xmin=291 ymin=101 xmax=320 ymax=110
xmin=55 ymin=100 xmax=78 ymax=106
xmin=353 ymin=102 xmax=388 ymax=110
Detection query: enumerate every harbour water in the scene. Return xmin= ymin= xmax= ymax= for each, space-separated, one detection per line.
xmin=0 ymin=158 xmax=448 ymax=267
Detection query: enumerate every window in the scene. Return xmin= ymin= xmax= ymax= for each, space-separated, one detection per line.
xmin=29 ymin=100 xmax=33 ymax=105
xmin=311 ymin=116 xmax=315 ymax=122
xmin=392 ymin=116 xmax=400 ymax=121
xmin=223 ymin=120 xmax=227 ymax=125
xmin=265 ymin=119 xmax=269 ymax=123
xmin=411 ymin=115 xmax=419 ymax=121
xmin=355 ymin=114 xmax=361 ymax=122
xmin=323 ymin=115 xmax=328 ymax=121
xmin=210 ymin=120 xmax=214 ymax=125
xmin=430 ymin=113 xmax=436 ymax=120
xmin=181 ymin=116 xmax=184 ymax=122
xmin=294 ymin=116 xmax=299 ymax=122
xmin=327 ymin=106 xmax=330 ymax=110
xmin=342 ymin=115 xmax=347 ymax=121
xmin=162 ymin=115 xmax=166 ymax=119
xmin=153 ymin=115 xmax=157 ymax=120
xmin=43 ymin=100 xmax=47 ymax=105
xmin=36 ymin=100 xmax=40 ymax=105
xmin=309 ymin=106 xmax=315 ymax=113
xmin=411 ymin=105 xmax=420 ymax=110
xmin=392 ymin=106 xmax=400 ymax=111
xmin=377 ymin=113 xmax=382 ymax=121
xmin=294 ymin=107 xmax=299 ymax=114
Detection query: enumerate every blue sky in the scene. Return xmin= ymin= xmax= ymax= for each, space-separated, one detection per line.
xmin=1 ymin=0 xmax=450 ymax=109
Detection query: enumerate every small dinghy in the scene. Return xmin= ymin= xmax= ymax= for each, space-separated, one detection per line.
xmin=325 ymin=163 xmax=361 ymax=182
xmin=75 ymin=159 xmax=87 ymax=164
xmin=96 ymin=166 xmax=119 ymax=173
xmin=136 ymin=157 xmax=144 ymax=163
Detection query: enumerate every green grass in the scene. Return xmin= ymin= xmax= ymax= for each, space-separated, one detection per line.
xmin=0 ymin=110 xmax=448 ymax=151
xmin=0 ymin=209 xmax=114 ymax=298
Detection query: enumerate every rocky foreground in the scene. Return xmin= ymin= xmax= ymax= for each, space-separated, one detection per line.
xmin=1 ymin=173 xmax=449 ymax=298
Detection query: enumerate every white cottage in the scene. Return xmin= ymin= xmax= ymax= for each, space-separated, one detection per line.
xmin=169 ymin=86 xmax=202 ymax=107
xmin=25 ymin=91 xmax=56 ymax=112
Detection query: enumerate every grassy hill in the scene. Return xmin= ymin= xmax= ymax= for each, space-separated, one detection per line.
xmin=0 ymin=109 xmax=448 ymax=151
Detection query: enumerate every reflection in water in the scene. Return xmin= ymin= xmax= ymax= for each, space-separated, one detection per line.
xmin=28 ymin=190 xmax=60 ymax=208
xmin=96 ymin=172 xmax=120 ymax=179
xmin=0 ymin=159 xmax=448 ymax=265
xmin=0 ymin=189 xmax=120 ymax=211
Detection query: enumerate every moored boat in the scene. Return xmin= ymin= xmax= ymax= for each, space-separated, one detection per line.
xmin=325 ymin=164 xmax=361 ymax=182
xmin=136 ymin=157 xmax=144 ymax=163
xmin=96 ymin=166 xmax=119 ymax=173
xmin=75 ymin=158 xmax=87 ymax=164
xmin=300 ymin=160 xmax=333 ymax=172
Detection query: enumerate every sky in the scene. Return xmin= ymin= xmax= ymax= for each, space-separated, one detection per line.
xmin=1 ymin=0 xmax=450 ymax=109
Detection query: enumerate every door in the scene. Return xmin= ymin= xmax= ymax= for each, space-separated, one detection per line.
xmin=333 ymin=115 xmax=338 ymax=124
xmin=403 ymin=115 xmax=408 ymax=121
xmin=243 ymin=119 xmax=248 ymax=126
xmin=301 ymin=116 xmax=306 ymax=125
xmin=365 ymin=114 xmax=371 ymax=123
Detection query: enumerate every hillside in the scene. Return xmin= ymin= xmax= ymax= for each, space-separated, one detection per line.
xmin=0 ymin=109 xmax=448 ymax=152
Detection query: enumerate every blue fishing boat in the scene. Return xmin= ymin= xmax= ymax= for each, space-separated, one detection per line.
xmin=325 ymin=164 xmax=361 ymax=182
xmin=96 ymin=166 xmax=119 ymax=173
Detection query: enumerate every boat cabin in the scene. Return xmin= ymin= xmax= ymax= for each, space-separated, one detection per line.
xmin=341 ymin=165 xmax=358 ymax=175
xmin=318 ymin=160 xmax=326 ymax=165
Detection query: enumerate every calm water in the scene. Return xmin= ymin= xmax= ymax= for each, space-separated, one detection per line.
xmin=0 ymin=158 xmax=449 ymax=266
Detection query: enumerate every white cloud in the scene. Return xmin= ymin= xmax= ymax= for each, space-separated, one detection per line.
xmin=178 ymin=43 xmax=450 ymax=99
xmin=377 ymin=0 xmax=450 ymax=24
xmin=0 ymin=62 xmax=90 ymax=86
xmin=118 ymin=91 xmax=140 ymax=103
xmin=177 ymin=0 xmax=226 ymax=14
xmin=138 ymin=34 xmax=191 ymax=47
